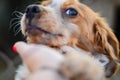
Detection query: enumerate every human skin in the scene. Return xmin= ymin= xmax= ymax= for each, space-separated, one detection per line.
xmin=14 ymin=42 xmax=66 ymax=80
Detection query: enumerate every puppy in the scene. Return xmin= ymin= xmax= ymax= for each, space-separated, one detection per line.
xmin=15 ymin=0 xmax=119 ymax=80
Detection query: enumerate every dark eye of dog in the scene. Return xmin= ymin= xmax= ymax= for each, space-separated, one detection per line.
xmin=65 ymin=8 xmax=78 ymax=17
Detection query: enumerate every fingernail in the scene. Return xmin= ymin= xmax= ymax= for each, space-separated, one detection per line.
xmin=12 ymin=44 xmax=17 ymax=53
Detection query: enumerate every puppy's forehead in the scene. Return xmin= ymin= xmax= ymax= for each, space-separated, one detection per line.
xmin=50 ymin=0 xmax=66 ymax=7
xmin=46 ymin=0 xmax=78 ymax=9
xmin=52 ymin=0 xmax=66 ymax=4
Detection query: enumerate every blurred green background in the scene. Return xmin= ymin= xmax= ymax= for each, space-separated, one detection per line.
xmin=0 ymin=0 xmax=119 ymax=80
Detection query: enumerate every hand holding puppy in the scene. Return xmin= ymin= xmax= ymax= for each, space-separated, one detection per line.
xmin=14 ymin=42 xmax=66 ymax=80
xmin=14 ymin=42 xmax=106 ymax=80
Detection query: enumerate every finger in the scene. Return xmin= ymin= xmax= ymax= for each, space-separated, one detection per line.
xmin=14 ymin=42 xmax=39 ymax=71
xmin=14 ymin=42 xmax=46 ymax=71
xmin=14 ymin=42 xmax=30 ymax=57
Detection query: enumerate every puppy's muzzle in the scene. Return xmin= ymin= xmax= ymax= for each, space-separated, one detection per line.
xmin=25 ymin=4 xmax=43 ymax=21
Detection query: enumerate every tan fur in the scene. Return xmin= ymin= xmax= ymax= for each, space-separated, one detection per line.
xmin=19 ymin=0 xmax=119 ymax=80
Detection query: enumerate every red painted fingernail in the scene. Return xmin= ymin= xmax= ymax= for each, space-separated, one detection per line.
xmin=12 ymin=45 xmax=17 ymax=53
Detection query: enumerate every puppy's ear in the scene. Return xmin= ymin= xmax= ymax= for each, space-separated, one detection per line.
xmin=93 ymin=17 xmax=119 ymax=77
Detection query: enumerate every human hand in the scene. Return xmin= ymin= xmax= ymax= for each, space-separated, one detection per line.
xmin=14 ymin=42 xmax=64 ymax=72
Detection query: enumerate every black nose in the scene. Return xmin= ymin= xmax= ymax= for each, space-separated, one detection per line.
xmin=25 ymin=5 xmax=42 ymax=20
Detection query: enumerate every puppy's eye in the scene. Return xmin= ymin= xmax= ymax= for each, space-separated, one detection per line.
xmin=65 ymin=8 xmax=78 ymax=17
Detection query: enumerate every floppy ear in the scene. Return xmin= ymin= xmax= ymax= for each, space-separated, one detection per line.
xmin=93 ymin=17 xmax=119 ymax=77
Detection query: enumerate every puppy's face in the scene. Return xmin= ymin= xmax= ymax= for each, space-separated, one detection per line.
xmin=21 ymin=0 xmax=119 ymax=77
xmin=21 ymin=0 xmax=96 ymax=49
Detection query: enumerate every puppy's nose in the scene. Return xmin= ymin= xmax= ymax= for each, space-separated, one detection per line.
xmin=25 ymin=5 xmax=42 ymax=20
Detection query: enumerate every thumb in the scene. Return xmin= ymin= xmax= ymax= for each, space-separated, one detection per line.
xmin=14 ymin=42 xmax=30 ymax=57
xmin=14 ymin=42 xmax=40 ymax=71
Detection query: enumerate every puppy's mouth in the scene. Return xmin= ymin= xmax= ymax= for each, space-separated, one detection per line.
xmin=26 ymin=25 xmax=50 ymax=36
xmin=25 ymin=25 xmax=62 ymax=37
xmin=25 ymin=25 xmax=66 ymax=47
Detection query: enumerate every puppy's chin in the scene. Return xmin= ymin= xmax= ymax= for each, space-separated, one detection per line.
xmin=25 ymin=25 xmax=68 ymax=47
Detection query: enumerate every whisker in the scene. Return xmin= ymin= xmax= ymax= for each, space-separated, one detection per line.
xmin=15 ymin=14 xmax=23 ymax=18
xmin=12 ymin=11 xmax=23 ymax=16
xmin=9 ymin=18 xmax=21 ymax=26
xmin=13 ymin=23 xmax=20 ymax=32
xmin=9 ymin=11 xmax=23 ymax=36
xmin=15 ymin=27 xmax=21 ymax=36
xmin=9 ymin=21 xmax=20 ymax=29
